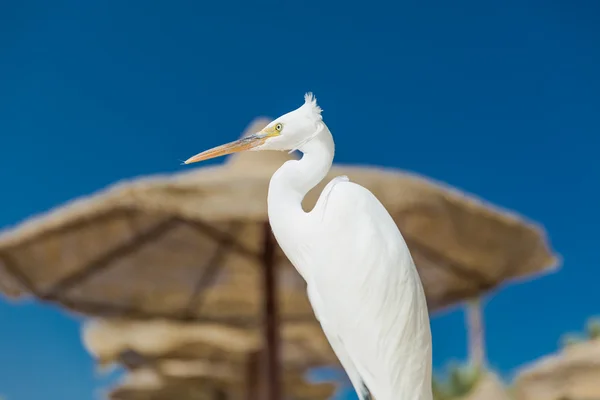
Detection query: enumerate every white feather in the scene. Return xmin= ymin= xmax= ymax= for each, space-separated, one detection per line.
xmin=303 ymin=92 xmax=323 ymax=119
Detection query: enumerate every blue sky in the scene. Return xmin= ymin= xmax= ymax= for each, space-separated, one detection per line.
xmin=1 ymin=1 xmax=599 ymax=399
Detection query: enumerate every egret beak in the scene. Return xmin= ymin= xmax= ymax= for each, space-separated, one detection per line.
xmin=184 ymin=134 xmax=267 ymax=164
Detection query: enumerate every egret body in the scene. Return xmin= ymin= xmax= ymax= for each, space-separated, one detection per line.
xmin=185 ymin=94 xmax=433 ymax=400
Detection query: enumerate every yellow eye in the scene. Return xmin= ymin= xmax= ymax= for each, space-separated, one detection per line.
xmin=275 ymin=123 xmax=283 ymax=131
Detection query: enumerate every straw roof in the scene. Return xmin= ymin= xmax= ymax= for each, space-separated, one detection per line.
xmin=85 ymin=318 xmax=338 ymax=400
xmin=464 ymin=373 xmax=509 ymax=400
xmin=108 ymin=364 xmax=336 ymax=400
xmin=0 ymin=117 xmax=558 ymax=319
xmin=83 ymin=318 xmax=337 ymax=369
xmin=513 ymin=339 xmax=600 ymax=400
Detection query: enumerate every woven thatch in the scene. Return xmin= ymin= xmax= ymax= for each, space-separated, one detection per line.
xmin=464 ymin=373 xmax=509 ymax=400
xmin=0 ymin=117 xmax=557 ymax=321
xmin=109 ymin=364 xmax=336 ymax=400
xmin=513 ymin=339 xmax=600 ymax=400
xmin=85 ymin=318 xmax=338 ymax=400
xmin=83 ymin=318 xmax=336 ymax=369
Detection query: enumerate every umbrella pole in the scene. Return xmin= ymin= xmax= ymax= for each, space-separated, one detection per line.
xmin=246 ymin=351 xmax=260 ymax=400
xmin=262 ymin=222 xmax=281 ymax=400
xmin=466 ymin=298 xmax=486 ymax=369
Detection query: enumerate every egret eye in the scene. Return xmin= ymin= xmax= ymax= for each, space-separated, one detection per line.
xmin=275 ymin=123 xmax=283 ymax=131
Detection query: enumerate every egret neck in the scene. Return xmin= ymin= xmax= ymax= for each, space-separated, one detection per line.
xmin=267 ymin=123 xmax=334 ymax=218
xmin=266 ymin=123 xmax=335 ymax=274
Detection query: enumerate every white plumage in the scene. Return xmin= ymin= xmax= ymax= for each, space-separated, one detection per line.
xmin=185 ymin=93 xmax=433 ymax=400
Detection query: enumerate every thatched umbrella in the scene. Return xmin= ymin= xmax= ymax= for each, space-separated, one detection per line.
xmin=463 ymin=373 xmax=509 ymax=400
xmin=107 ymin=362 xmax=337 ymax=400
xmin=83 ymin=318 xmax=336 ymax=400
xmin=110 ymin=368 xmax=336 ymax=400
xmin=0 ymin=117 xmax=557 ymax=400
xmin=433 ymin=369 xmax=509 ymax=400
xmin=513 ymin=339 xmax=600 ymax=400
xmin=465 ymin=298 xmax=486 ymax=368
xmin=83 ymin=318 xmax=335 ymax=400
xmin=83 ymin=318 xmax=335 ymax=369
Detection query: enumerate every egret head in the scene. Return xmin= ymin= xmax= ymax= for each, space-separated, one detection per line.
xmin=184 ymin=93 xmax=323 ymax=164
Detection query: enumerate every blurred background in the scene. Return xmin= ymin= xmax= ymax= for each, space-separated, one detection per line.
xmin=1 ymin=1 xmax=599 ymax=400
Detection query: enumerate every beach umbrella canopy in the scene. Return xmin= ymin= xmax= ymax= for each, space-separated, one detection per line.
xmin=83 ymin=318 xmax=337 ymax=400
xmin=463 ymin=373 xmax=509 ymax=400
xmin=83 ymin=318 xmax=336 ymax=371
xmin=107 ymin=363 xmax=337 ymax=400
xmin=0 ymin=118 xmax=557 ymax=314
xmin=513 ymin=339 xmax=600 ymax=400
xmin=84 ymin=319 xmax=337 ymax=400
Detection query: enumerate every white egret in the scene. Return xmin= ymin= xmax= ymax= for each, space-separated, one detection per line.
xmin=184 ymin=93 xmax=433 ymax=400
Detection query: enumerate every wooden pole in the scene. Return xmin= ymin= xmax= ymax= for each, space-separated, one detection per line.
xmin=245 ymin=351 xmax=260 ymax=400
xmin=262 ymin=222 xmax=281 ymax=400
xmin=214 ymin=388 xmax=227 ymax=400
xmin=466 ymin=298 xmax=486 ymax=369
